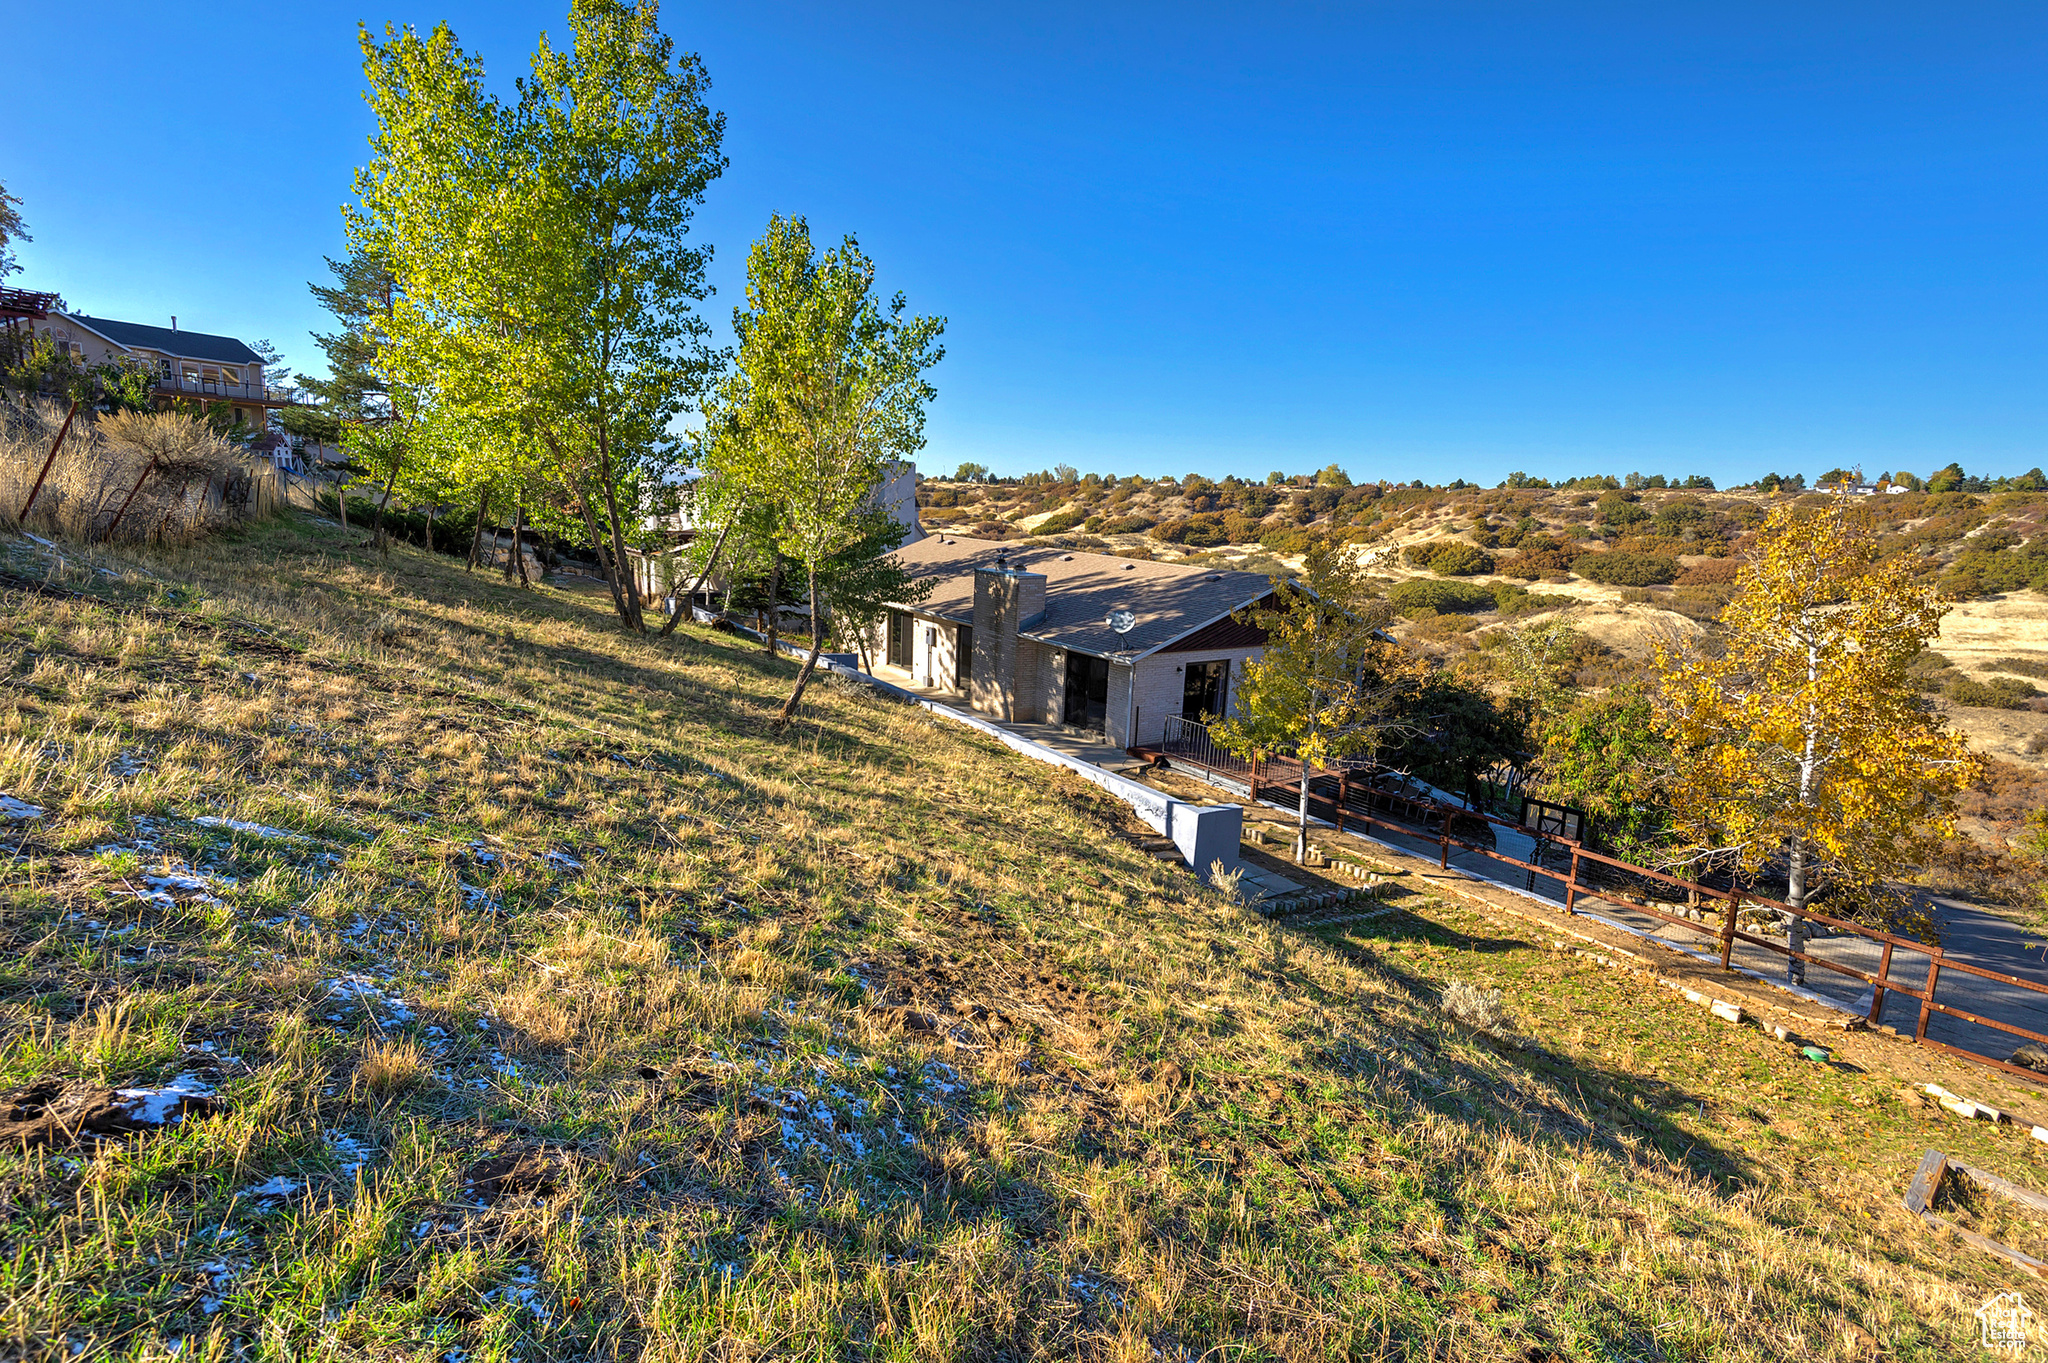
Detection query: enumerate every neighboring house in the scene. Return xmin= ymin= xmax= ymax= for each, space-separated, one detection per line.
xmin=873 ymin=460 xmax=925 ymax=544
xmin=634 ymin=460 xmax=928 ymax=609
xmin=34 ymin=313 xmax=293 ymax=436
xmin=861 ymin=536 xmax=1277 ymax=749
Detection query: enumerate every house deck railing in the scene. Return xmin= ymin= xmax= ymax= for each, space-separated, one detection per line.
xmin=1142 ymin=714 xmax=2048 ymax=1087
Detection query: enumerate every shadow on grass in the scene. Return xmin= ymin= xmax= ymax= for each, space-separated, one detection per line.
xmin=1296 ymin=907 xmax=1764 ymax=1193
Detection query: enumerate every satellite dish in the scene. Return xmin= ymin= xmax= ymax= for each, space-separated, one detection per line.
xmin=1107 ymin=609 xmax=1137 ymax=636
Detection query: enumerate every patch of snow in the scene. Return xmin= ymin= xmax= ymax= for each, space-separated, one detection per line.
xmin=0 ymin=794 xmax=45 ymax=822
xmin=542 ymin=849 xmax=583 ymax=872
xmin=114 ymin=1073 xmax=214 ymax=1125
xmin=195 ymin=816 xmax=304 ymax=842
xmin=328 ymin=1133 xmax=373 ymax=1174
xmin=461 ymin=883 xmax=502 ymax=913
xmin=239 ymin=1175 xmax=302 ymax=1201
xmin=485 ymin=1264 xmax=544 ymax=1311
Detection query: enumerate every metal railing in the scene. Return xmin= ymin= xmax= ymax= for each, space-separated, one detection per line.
xmin=1154 ymin=715 xmax=2048 ymax=1084
xmin=152 ymin=373 xmax=294 ymax=404
xmin=1160 ymin=714 xmax=1253 ymax=777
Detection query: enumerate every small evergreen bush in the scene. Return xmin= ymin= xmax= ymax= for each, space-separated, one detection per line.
xmin=1572 ymin=551 xmax=1680 ymax=586
xmin=1389 ymin=578 xmax=1495 ymax=615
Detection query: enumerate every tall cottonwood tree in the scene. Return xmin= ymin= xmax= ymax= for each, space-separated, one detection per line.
xmin=351 ymin=0 xmax=724 ymax=628
xmin=1213 ymin=538 xmax=1425 ymax=863
xmin=1661 ymin=500 xmax=1979 ymax=972
xmin=714 ymin=215 xmax=944 ymax=725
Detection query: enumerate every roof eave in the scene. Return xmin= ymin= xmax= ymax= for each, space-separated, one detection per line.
xmin=57 ymin=314 xmax=135 ymax=354
xmin=1127 ymin=590 xmax=1273 ymax=661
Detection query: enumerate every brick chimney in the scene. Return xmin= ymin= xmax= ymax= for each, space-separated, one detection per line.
xmin=970 ymin=564 xmax=1046 ymax=721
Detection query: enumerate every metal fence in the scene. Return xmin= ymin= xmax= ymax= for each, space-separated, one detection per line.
xmin=1157 ymin=717 xmax=2048 ymax=1083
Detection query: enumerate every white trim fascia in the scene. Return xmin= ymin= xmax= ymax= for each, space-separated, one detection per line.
xmin=53 ymin=314 xmax=138 ymax=356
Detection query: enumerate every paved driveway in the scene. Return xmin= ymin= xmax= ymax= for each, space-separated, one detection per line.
xmin=1327 ymin=811 xmax=2048 ymax=1065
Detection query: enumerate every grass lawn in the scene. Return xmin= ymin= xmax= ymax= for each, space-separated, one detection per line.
xmin=0 ymin=512 xmax=2040 ymax=1361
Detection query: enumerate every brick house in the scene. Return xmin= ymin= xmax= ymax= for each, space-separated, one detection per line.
xmin=862 ymin=537 xmax=1277 ymax=749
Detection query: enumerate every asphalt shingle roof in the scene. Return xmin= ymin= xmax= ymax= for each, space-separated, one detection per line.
xmin=888 ymin=536 xmax=1275 ymax=658
xmin=63 ymin=315 xmax=264 ymax=366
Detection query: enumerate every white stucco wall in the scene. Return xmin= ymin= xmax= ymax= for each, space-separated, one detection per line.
xmin=864 ymin=610 xmax=970 ymax=693
xmin=910 ymin=616 xmax=966 ymax=690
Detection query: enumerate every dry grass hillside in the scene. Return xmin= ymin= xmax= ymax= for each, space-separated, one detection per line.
xmin=5 ymin=514 xmax=2048 ymax=1359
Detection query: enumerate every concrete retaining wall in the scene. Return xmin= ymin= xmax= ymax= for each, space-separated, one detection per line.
xmin=700 ymin=611 xmax=1239 ymax=883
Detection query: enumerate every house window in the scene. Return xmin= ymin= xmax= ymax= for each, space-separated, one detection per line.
xmin=1062 ymin=651 xmax=1109 ymax=732
xmin=956 ymin=625 xmax=972 ymax=687
xmin=887 ymin=611 xmax=911 ymax=668
xmin=1181 ymin=660 xmax=1228 ymax=721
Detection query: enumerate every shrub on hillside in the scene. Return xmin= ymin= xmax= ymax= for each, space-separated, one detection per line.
xmin=1500 ymin=534 xmax=1577 ymax=579
xmin=1406 ymin=611 xmax=1480 ymax=640
xmin=1223 ymin=512 xmax=1263 ymax=543
xmin=1671 ymin=585 xmax=1734 ymax=621
xmin=1950 ymin=676 xmax=2041 ymax=709
xmin=1389 ymin=578 xmax=1495 ymax=615
xmin=1428 ymin=542 xmax=1496 ymax=577
xmin=1492 ymin=584 xmax=1574 ymax=618
xmin=1030 ymin=511 xmax=1086 ymax=536
xmin=1572 ymin=551 xmax=1680 ymax=586
xmin=1094 ymin=514 xmax=1155 ymax=536
xmin=1152 ymin=513 xmax=1231 ymax=548
xmin=1259 ymin=526 xmax=1311 ymax=554
xmin=1676 ymin=558 xmax=1739 ymax=586
xmin=1941 ymin=535 xmax=2048 ymax=597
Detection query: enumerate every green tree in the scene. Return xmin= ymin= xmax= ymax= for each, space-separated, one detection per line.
xmin=300 ymin=249 xmax=398 ymax=423
xmin=1378 ymin=670 xmax=1527 ymax=811
xmin=716 ymin=215 xmax=944 ymax=726
xmin=1315 ymin=463 xmax=1352 ymax=489
xmin=352 ymin=0 xmax=725 ymax=628
xmin=0 ymin=181 xmax=27 ymax=280
xmin=952 ymin=461 xmax=988 ymax=482
xmin=1530 ymin=686 xmax=1672 ymax=858
xmin=1213 ymin=537 xmax=1424 ymax=863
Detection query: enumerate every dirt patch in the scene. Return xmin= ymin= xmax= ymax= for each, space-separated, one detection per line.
xmin=462 ymin=1145 xmax=593 ymax=1204
xmin=1935 ymin=697 xmax=2048 ymax=774
xmin=1558 ymin=602 xmax=1703 ymax=660
xmin=0 ymin=1077 xmax=219 ymax=1145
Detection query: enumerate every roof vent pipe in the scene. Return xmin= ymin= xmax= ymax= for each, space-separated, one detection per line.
xmin=171 ymin=316 xmax=177 ymax=331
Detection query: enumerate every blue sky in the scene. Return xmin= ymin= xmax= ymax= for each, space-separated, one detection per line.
xmin=9 ymin=2 xmax=2047 ymax=486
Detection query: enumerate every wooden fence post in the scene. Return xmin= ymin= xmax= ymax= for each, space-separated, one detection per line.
xmin=1719 ymin=892 xmax=1740 ymax=970
xmin=1868 ymin=939 xmax=1895 ymax=1025
xmin=1917 ymin=950 xmax=1943 ymax=1042
xmin=1565 ymin=847 xmax=1581 ymax=915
